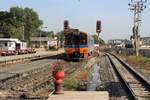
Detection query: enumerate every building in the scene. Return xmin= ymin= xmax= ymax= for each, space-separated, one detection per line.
xmin=108 ymin=39 xmax=131 ymax=48
xmin=30 ymin=37 xmax=52 ymax=48
xmin=141 ymin=37 xmax=150 ymax=45
xmin=30 ymin=37 xmax=59 ymax=49
xmin=140 ymin=37 xmax=150 ymax=48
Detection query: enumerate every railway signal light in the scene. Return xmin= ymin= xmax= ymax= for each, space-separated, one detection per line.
xmin=64 ymin=20 xmax=69 ymax=32
xmin=96 ymin=20 xmax=101 ymax=34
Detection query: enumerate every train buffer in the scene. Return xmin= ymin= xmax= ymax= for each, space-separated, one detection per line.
xmin=48 ymin=91 xmax=109 ymax=100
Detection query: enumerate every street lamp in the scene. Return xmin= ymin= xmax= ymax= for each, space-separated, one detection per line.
xmin=21 ymin=15 xmax=25 ymax=41
xmin=22 ymin=23 xmax=25 ymax=41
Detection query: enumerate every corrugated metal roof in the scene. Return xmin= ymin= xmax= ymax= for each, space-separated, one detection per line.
xmin=30 ymin=37 xmax=53 ymax=42
xmin=0 ymin=38 xmax=21 ymax=43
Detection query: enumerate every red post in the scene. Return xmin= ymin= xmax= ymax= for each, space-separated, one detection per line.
xmin=53 ymin=71 xmax=65 ymax=94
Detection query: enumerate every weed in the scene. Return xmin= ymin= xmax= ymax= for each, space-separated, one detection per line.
xmin=64 ymin=79 xmax=78 ymax=90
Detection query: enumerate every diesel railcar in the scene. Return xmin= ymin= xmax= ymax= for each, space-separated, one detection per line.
xmin=0 ymin=38 xmax=36 ymax=56
xmin=64 ymin=29 xmax=94 ymax=60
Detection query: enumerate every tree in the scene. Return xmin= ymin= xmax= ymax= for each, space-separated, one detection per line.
xmin=33 ymin=30 xmax=54 ymax=38
xmin=23 ymin=8 xmax=43 ymax=46
xmin=0 ymin=11 xmax=16 ymax=38
xmin=0 ymin=7 xmax=43 ymax=46
xmin=47 ymin=31 xmax=54 ymax=38
xmin=9 ymin=7 xmax=25 ymax=39
xmin=92 ymin=34 xmax=105 ymax=45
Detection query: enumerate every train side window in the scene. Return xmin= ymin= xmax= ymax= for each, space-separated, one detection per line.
xmin=9 ymin=42 xmax=12 ymax=47
xmin=82 ymin=39 xmax=86 ymax=44
xmin=5 ymin=42 xmax=7 ymax=46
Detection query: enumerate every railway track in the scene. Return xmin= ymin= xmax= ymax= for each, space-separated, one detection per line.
xmin=0 ymin=53 xmax=64 ymax=99
xmin=98 ymin=55 xmax=128 ymax=100
xmin=0 ymin=64 xmax=53 ymax=99
xmin=0 ymin=52 xmax=88 ymax=99
xmin=106 ymin=53 xmax=150 ymax=100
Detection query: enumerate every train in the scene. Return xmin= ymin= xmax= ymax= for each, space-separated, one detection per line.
xmin=0 ymin=38 xmax=36 ymax=56
xmin=64 ymin=29 xmax=94 ymax=60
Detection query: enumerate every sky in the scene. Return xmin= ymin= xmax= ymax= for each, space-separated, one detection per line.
xmin=0 ymin=0 xmax=150 ymax=42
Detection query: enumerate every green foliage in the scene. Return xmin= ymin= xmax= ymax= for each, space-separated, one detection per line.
xmin=0 ymin=11 xmax=16 ymax=38
xmin=64 ymin=79 xmax=78 ymax=90
xmin=0 ymin=6 xmax=43 ymax=46
xmin=33 ymin=30 xmax=54 ymax=38
xmin=47 ymin=31 xmax=54 ymax=38
xmin=92 ymin=34 xmax=105 ymax=45
xmin=121 ymin=55 xmax=150 ymax=70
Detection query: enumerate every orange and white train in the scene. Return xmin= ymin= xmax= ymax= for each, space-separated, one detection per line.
xmin=64 ymin=29 xmax=94 ymax=60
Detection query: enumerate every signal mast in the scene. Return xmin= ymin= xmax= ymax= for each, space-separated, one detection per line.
xmin=96 ymin=20 xmax=102 ymax=54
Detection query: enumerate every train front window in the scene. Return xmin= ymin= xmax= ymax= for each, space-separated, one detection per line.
xmin=80 ymin=34 xmax=87 ymax=45
xmin=65 ymin=33 xmax=87 ymax=45
xmin=65 ymin=34 xmax=72 ymax=45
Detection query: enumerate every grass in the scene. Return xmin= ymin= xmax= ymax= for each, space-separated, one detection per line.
xmin=64 ymin=68 xmax=90 ymax=90
xmin=64 ymin=79 xmax=78 ymax=90
xmin=74 ymin=68 xmax=90 ymax=81
xmin=119 ymin=54 xmax=150 ymax=70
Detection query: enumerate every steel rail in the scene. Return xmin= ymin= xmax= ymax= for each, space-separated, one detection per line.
xmin=106 ymin=53 xmax=150 ymax=100
xmin=110 ymin=53 xmax=150 ymax=90
xmin=106 ymin=53 xmax=136 ymax=100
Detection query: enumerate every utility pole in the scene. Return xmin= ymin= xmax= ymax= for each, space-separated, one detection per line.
xmin=128 ymin=0 xmax=147 ymax=56
xmin=40 ymin=30 xmax=41 ymax=48
xmin=22 ymin=15 xmax=25 ymax=41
